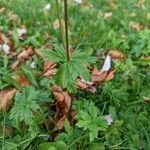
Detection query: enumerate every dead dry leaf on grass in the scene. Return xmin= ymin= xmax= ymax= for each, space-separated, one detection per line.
xmin=92 ymin=54 xmax=115 ymax=83
xmin=43 ymin=61 xmax=57 ymax=78
xmin=17 ymin=75 xmax=31 ymax=86
xmin=78 ymin=55 xmax=114 ymax=92
xmin=53 ymin=19 xmax=65 ymax=30
xmin=105 ymin=70 xmax=115 ymax=81
xmin=108 ymin=50 xmax=124 ymax=59
xmin=0 ymin=89 xmax=17 ymax=111
xmin=17 ymin=46 xmax=35 ymax=60
xmin=0 ymin=33 xmax=11 ymax=44
xmin=77 ymin=79 xmax=88 ymax=89
xmin=11 ymin=60 xmax=20 ymax=70
xmin=77 ymin=78 xmax=96 ymax=93
xmin=52 ymin=86 xmax=72 ymax=130
xmin=92 ymin=68 xmax=115 ymax=83
xmin=92 ymin=69 xmax=108 ymax=83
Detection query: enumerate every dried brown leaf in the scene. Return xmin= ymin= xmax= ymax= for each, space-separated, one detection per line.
xmin=0 ymin=89 xmax=17 ymax=111
xmin=92 ymin=69 xmax=108 ymax=83
xmin=17 ymin=75 xmax=30 ymax=86
xmin=108 ymin=50 xmax=124 ymax=59
xmin=77 ymin=80 xmax=88 ymax=89
xmin=17 ymin=47 xmax=35 ymax=60
xmin=105 ymin=70 xmax=115 ymax=81
xmin=11 ymin=60 xmax=20 ymax=70
xmin=43 ymin=61 xmax=57 ymax=78
xmin=52 ymin=86 xmax=72 ymax=130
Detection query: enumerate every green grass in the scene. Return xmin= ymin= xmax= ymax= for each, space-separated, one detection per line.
xmin=0 ymin=0 xmax=150 ymax=149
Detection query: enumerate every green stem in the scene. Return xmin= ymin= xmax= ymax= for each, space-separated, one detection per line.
xmin=55 ymin=0 xmax=65 ymax=48
xmin=64 ymin=0 xmax=70 ymax=61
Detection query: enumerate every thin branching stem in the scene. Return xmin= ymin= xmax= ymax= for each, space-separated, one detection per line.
xmin=55 ymin=0 xmax=65 ymax=48
xmin=64 ymin=0 xmax=70 ymax=61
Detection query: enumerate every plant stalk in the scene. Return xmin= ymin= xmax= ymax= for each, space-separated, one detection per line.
xmin=55 ymin=0 xmax=65 ymax=48
xmin=64 ymin=0 xmax=70 ymax=61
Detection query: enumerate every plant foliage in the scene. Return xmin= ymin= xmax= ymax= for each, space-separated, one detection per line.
xmin=44 ymin=44 xmax=97 ymax=92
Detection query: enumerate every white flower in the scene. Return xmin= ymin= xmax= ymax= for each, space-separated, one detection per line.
xmin=102 ymin=55 xmax=111 ymax=72
xmin=43 ymin=3 xmax=51 ymax=11
xmin=31 ymin=61 xmax=36 ymax=68
xmin=17 ymin=28 xmax=27 ymax=40
xmin=103 ymin=114 xmax=113 ymax=125
xmin=2 ymin=44 xmax=10 ymax=54
xmin=74 ymin=0 xmax=83 ymax=4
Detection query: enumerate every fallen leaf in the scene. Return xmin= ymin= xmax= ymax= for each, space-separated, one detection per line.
xmin=0 ymin=34 xmax=11 ymax=44
xmin=17 ymin=47 xmax=35 ymax=60
xmin=77 ymin=79 xmax=88 ymax=89
xmin=108 ymin=50 xmax=124 ymax=59
xmin=77 ymin=78 xmax=97 ymax=93
xmin=105 ymin=70 xmax=115 ymax=81
xmin=43 ymin=61 xmax=57 ymax=78
xmin=17 ymin=50 xmax=29 ymax=60
xmin=0 ymin=89 xmax=17 ymax=111
xmin=52 ymin=86 xmax=72 ymax=130
xmin=92 ymin=70 xmax=108 ymax=83
xmin=11 ymin=60 xmax=20 ymax=70
xmin=17 ymin=75 xmax=30 ymax=86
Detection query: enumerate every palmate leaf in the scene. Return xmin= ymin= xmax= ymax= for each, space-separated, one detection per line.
xmin=71 ymin=50 xmax=97 ymax=65
xmin=10 ymin=86 xmax=40 ymax=127
xmin=43 ymin=44 xmax=66 ymax=63
xmin=76 ymin=102 xmax=108 ymax=142
xmin=54 ymin=62 xmax=77 ymax=93
xmin=71 ymin=61 xmax=91 ymax=81
xmin=43 ymin=44 xmax=97 ymax=93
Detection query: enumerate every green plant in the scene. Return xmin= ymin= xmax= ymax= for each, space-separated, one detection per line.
xmin=76 ymin=102 xmax=108 ymax=142
xmin=10 ymin=86 xmax=41 ymax=131
xmin=44 ymin=44 xmax=97 ymax=92
xmin=0 ymin=0 xmax=150 ymax=149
